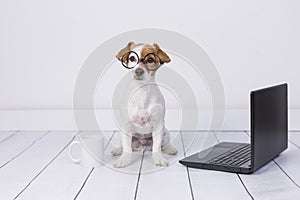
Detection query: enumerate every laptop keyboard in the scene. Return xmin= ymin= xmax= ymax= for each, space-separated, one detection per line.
xmin=208 ymin=144 xmax=251 ymax=167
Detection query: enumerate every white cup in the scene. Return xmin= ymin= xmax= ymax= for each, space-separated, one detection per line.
xmin=69 ymin=134 xmax=104 ymax=167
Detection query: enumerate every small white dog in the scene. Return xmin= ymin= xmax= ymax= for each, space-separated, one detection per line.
xmin=111 ymin=42 xmax=177 ymax=168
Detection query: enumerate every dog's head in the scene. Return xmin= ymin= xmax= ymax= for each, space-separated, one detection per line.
xmin=116 ymin=42 xmax=171 ymax=82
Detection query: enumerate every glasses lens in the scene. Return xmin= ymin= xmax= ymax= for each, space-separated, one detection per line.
xmin=121 ymin=51 xmax=139 ymax=69
xmin=143 ymin=53 xmax=161 ymax=70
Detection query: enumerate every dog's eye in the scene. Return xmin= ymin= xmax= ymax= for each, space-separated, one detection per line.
xmin=129 ymin=56 xmax=136 ymax=62
xmin=147 ymin=57 xmax=154 ymax=63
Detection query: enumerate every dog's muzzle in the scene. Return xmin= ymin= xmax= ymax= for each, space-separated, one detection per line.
xmin=135 ymin=68 xmax=144 ymax=77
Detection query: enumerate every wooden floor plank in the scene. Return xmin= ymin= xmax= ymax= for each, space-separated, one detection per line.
xmin=183 ymin=131 xmax=252 ymax=200
xmin=271 ymin=132 xmax=300 ymax=188
xmin=238 ymin=131 xmax=300 ymax=200
xmin=0 ymin=130 xmax=17 ymax=143
xmin=289 ymin=131 xmax=300 ymax=147
xmin=136 ymin=131 xmax=193 ymax=200
xmin=240 ymin=161 xmax=300 ymax=200
xmin=0 ymin=131 xmax=47 ymax=168
xmin=17 ymin=131 xmax=114 ymax=200
xmin=0 ymin=131 xmax=76 ymax=199
xmin=75 ymin=131 xmax=142 ymax=200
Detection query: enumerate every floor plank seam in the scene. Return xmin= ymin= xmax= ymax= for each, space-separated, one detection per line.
xmin=212 ymin=131 xmax=220 ymax=144
xmin=133 ymin=149 xmax=146 ymax=200
xmin=180 ymin=131 xmax=187 ymax=158
xmin=0 ymin=130 xmax=18 ymax=144
xmin=73 ymin=167 xmax=95 ymax=200
xmin=13 ymin=133 xmax=77 ymax=199
xmin=0 ymin=131 xmax=50 ymax=169
xmin=272 ymin=159 xmax=300 ymax=189
xmin=244 ymin=130 xmax=250 ymax=137
xmin=289 ymin=140 xmax=300 ymax=150
xmin=180 ymin=131 xmax=195 ymax=200
xmin=237 ymin=173 xmax=254 ymax=200
xmin=105 ymin=130 xmax=116 ymax=150
xmin=185 ymin=167 xmax=195 ymax=200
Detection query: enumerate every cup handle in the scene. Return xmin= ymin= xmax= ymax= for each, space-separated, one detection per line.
xmin=69 ymin=141 xmax=81 ymax=164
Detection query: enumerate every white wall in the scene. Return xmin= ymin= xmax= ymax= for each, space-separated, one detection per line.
xmin=0 ymin=0 xmax=299 ymax=129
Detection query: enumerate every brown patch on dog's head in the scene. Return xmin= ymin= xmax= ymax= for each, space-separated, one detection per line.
xmin=140 ymin=43 xmax=170 ymax=76
xmin=153 ymin=43 xmax=171 ymax=63
xmin=140 ymin=44 xmax=156 ymax=58
xmin=116 ymin=42 xmax=143 ymax=61
xmin=140 ymin=43 xmax=170 ymax=64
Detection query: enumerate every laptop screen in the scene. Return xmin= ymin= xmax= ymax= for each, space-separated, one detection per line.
xmin=250 ymin=83 xmax=288 ymax=171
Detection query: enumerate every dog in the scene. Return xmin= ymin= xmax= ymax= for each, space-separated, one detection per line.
xmin=111 ymin=42 xmax=177 ymax=168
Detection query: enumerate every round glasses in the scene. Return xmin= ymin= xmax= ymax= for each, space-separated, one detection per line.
xmin=120 ymin=51 xmax=164 ymax=71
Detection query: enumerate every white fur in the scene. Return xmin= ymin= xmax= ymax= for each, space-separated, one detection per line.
xmin=112 ymin=46 xmax=177 ymax=168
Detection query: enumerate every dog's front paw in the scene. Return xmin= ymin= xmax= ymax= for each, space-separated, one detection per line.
xmin=152 ymin=152 xmax=168 ymax=166
xmin=162 ymin=144 xmax=178 ymax=155
xmin=113 ymin=153 xmax=131 ymax=168
xmin=111 ymin=146 xmax=122 ymax=156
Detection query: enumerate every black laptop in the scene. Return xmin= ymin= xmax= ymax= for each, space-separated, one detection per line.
xmin=179 ymin=83 xmax=288 ymax=174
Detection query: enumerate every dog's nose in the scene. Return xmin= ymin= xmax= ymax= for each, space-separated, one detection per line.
xmin=135 ymin=68 xmax=144 ymax=76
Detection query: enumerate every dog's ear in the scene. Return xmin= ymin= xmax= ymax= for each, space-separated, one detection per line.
xmin=116 ymin=42 xmax=135 ymax=61
xmin=153 ymin=43 xmax=171 ymax=63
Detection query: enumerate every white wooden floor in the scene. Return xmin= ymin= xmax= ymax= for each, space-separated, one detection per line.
xmin=0 ymin=130 xmax=300 ymax=200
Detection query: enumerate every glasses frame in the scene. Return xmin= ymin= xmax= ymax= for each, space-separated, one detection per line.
xmin=120 ymin=51 xmax=164 ymax=71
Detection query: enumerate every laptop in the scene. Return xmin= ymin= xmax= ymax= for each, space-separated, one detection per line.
xmin=179 ymin=83 xmax=288 ymax=174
